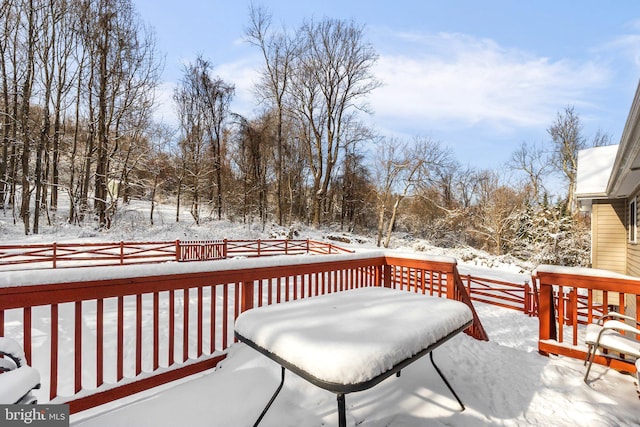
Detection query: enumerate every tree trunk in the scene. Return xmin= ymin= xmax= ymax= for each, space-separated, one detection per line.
xmin=19 ymin=0 xmax=37 ymax=235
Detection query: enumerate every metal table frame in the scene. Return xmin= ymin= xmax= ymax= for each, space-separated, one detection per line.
xmin=236 ymin=319 xmax=471 ymax=427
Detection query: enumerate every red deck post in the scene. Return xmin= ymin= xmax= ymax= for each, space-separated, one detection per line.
xmin=383 ymin=265 xmax=391 ymax=288
xmin=538 ymin=282 xmax=557 ymax=351
xmin=97 ymin=298 xmax=104 ymax=387
xmin=183 ymin=288 xmax=189 ymax=362
xmin=117 ymin=296 xmax=124 ymax=380
xmin=241 ymin=280 xmax=255 ymax=313
xmin=50 ymin=304 xmax=58 ymax=400
xmin=136 ymin=294 xmax=143 ymax=375
xmin=446 ymin=272 xmax=455 ymax=300
xmin=153 ymin=292 xmax=159 ymax=371
xmin=566 ymin=290 xmax=575 ymax=327
xmin=24 ymin=307 xmax=32 ymax=365
xmin=74 ymin=302 xmax=82 ymax=393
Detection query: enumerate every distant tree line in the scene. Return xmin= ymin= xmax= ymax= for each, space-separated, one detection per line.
xmin=1 ymin=0 xmax=161 ymax=233
xmin=0 ymin=1 xmax=612 ymax=266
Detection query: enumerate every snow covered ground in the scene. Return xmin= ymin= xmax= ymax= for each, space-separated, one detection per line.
xmin=2 ymin=200 xmax=640 ymax=426
xmin=67 ymin=302 xmax=640 ymax=427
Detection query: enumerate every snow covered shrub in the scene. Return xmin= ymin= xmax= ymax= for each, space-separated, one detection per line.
xmin=511 ymin=204 xmax=590 ymax=267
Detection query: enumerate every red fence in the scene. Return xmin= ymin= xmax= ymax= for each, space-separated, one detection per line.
xmin=460 ymin=274 xmax=538 ymax=316
xmin=0 ymin=252 xmax=486 ymax=414
xmin=0 ymin=239 xmax=353 ymax=269
xmin=535 ymin=265 xmax=640 ymax=373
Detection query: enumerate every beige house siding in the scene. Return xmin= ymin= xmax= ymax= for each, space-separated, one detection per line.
xmin=592 ymin=199 xmax=627 ymax=274
xmin=591 ymin=200 xmax=626 ymax=307
xmin=626 ymin=192 xmax=640 ymax=316
xmin=627 ymin=191 xmax=640 ymax=277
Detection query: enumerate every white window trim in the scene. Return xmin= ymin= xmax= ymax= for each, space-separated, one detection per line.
xmin=630 ymin=197 xmax=637 ymax=244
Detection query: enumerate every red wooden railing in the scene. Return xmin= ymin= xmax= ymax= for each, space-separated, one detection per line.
xmin=0 ymin=252 xmax=486 ymax=414
xmin=0 ymin=239 xmax=353 ymax=270
xmin=460 ymin=274 xmax=538 ymax=316
xmin=535 ymin=264 xmax=640 ymax=373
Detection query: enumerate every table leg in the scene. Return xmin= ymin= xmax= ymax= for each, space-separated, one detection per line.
xmin=337 ymin=393 xmax=346 ymax=427
xmin=253 ymin=366 xmax=286 ymax=427
xmin=429 ymin=351 xmax=465 ymax=411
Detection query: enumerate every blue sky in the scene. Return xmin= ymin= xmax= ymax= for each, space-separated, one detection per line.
xmin=133 ymin=0 xmax=640 ymax=173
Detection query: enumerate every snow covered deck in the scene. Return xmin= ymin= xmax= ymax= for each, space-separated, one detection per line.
xmin=3 ymin=254 xmax=640 ymax=426
xmin=70 ymin=302 xmax=640 ymax=427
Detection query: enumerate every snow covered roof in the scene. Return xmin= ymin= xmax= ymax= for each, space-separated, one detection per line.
xmin=575 ymin=144 xmax=619 ymax=199
xmin=606 ymin=79 xmax=640 ymax=198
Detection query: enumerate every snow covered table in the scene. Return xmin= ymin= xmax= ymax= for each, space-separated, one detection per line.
xmin=234 ymin=286 xmax=474 ymax=427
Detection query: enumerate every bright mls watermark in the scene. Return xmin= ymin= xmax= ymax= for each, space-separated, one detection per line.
xmin=0 ymin=405 xmax=69 ymax=427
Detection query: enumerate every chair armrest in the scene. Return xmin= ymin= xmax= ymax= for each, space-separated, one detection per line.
xmin=597 ymin=312 xmax=640 ymax=326
xmin=601 ymin=319 xmax=640 ymax=336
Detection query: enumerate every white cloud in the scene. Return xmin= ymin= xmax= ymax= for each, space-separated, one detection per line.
xmin=596 ymin=33 xmax=640 ymax=68
xmin=151 ymin=81 xmax=178 ymax=127
xmin=216 ymin=58 xmax=262 ymax=117
xmin=369 ymin=32 xmax=610 ymax=133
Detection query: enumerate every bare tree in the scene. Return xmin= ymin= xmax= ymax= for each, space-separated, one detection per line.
xmin=0 ymin=0 xmax=17 ymax=211
xmin=337 ymin=147 xmax=373 ymax=232
xmin=548 ymin=106 xmax=586 ymax=214
xmin=591 ymin=128 xmax=613 ymax=147
xmin=456 ymin=165 xmax=480 ymax=209
xmin=290 ymin=18 xmax=380 ymax=227
xmin=48 ymin=0 xmax=77 ymax=214
xmin=141 ymin=123 xmax=173 ymax=225
xmin=508 ymin=141 xmax=549 ymax=204
xmin=173 ymin=56 xmax=234 ymax=224
xmin=471 ymin=170 xmax=526 ymax=255
xmin=174 ymin=74 xmax=207 ymax=224
xmin=230 ymin=112 xmax=272 ymax=227
xmin=77 ymin=0 xmax=161 ymax=228
xmin=372 ymin=136 xmax=447 ymax=247
xmin=246 ymin=4 xmax=297 ymax=225
xmin=18 ymin=0 xmax=39 ymax=234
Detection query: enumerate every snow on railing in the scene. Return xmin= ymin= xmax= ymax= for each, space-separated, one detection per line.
xmin=0 ymin=239 xmax=354 ymax=270
xmin=534 ymin=264 xmax=640 ymax=373
xmin=0 ymin=251 xmax=486 ymax=414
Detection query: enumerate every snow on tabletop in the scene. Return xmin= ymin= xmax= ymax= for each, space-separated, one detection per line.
xmin=234 ymin=287 xmax=473 ymax=385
